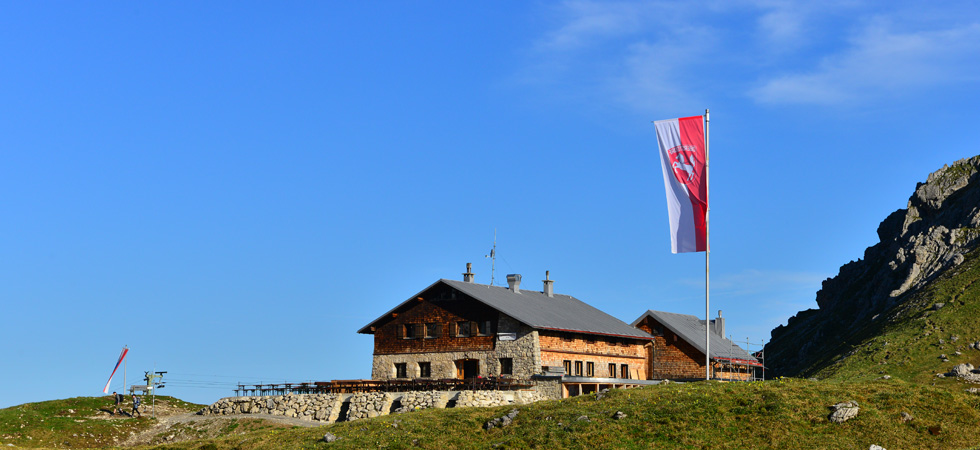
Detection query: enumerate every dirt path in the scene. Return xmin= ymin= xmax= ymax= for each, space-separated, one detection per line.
xmin=119 ymin=409 xmax=324 ymax=446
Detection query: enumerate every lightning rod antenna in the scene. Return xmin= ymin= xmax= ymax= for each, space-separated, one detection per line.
xmin=485 ymin=228 xmax=497 ymax=286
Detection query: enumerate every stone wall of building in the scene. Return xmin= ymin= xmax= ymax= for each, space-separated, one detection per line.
xmin=529 ymin=376 xmax=563 ymax=400
xmin=486 ymin=315 xmax=541 ymax=379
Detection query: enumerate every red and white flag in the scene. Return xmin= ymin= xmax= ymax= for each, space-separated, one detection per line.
xmin=655 ymin=115 xmax=707 ymax=253
xmin=102 ymin=347 xmax=128 ymax=394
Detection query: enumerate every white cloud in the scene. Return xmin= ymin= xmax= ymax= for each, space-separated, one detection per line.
xmin=752 ymin=21 xmax=980 ymax=104
xmin=524 ymin=1 xmax=980 ymax=111
xmin=527 ymin=1 xmax=716 ymax=114
xmin=536 ymin=1 xmax=648 ymax=52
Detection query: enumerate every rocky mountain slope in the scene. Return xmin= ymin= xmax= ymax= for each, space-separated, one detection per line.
xmin=766 ymin=156 xmax=980 ymax=377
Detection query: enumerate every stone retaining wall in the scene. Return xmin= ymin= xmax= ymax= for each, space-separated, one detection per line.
xmin=200 ymin=389 xmax=548 ymax=424
xmin=395 ymin=391 xmax=448 ymax=412
xmin=200 ymin=394 xmax=343 ymax=423
xmin=346 ymin=392 xmax=393 ymax=421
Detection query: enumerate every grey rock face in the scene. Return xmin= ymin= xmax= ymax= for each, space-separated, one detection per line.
xmin=828 ymin=401 xmax=860 ymax=423
xmin=767 ymin=156 xmax=980 ymax=376
xmin=484 ymin=409 xmax=520 ymax=430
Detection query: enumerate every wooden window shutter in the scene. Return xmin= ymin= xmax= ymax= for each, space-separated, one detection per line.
xmin=396 ymin=324 xmax=404 ymax=339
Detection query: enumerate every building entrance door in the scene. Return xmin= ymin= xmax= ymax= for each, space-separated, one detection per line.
xmin=455 ymin=359 xmax=480 ymax=379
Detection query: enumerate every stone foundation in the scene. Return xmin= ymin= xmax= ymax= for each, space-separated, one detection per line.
xmin=200 ymin=389 xmax=549 ymax=424
xmin=199 ymin=394 xmax=344 ymax=423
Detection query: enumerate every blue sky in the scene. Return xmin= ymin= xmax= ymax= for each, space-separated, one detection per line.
xmin=2 ymin=1 xmax=979 ymax=408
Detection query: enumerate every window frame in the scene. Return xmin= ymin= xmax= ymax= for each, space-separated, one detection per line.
xmin=395 ymin=362 xmax=408 ymax=378
xmin=402 ymin=323 xmax=417 ymax=340
xmin=424 ymin=323 xmax=439 ymax=339
xmin=456 ymin=321 xmax=471 ymax=337
xmin=476 ymin=320 xmax=492 ymax=336
xmin=499 ymin=358 xmax=513 ymax=376
xmin=419 ymin=361 xmax=431 ymax=378
xmin=586 ymin=362 xmax=595 ymax=377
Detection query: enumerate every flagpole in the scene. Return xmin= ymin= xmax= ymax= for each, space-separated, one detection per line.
xmin=704 ymin=108 xmax=710 ymax=381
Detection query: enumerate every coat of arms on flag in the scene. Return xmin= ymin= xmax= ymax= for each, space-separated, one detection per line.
xmin=654 ymin=115 xmax=707 ymax=253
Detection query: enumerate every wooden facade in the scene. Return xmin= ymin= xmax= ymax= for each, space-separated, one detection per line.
xmin=372 ymin=292 xmax=498 ymax=356
xmin=538 ymin=331 xmax=649 ymax=380
xmin=635 ymin=315 xmax=706 ymax=379
xmin=634 ymin=314 xmax=761 ymax=381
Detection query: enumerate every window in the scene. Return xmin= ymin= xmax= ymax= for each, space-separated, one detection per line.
xmin=419 ymin=362 xmax=431 ymax=378
xmin=574 ymin=361 xmax=583 ymax=376
xmin=620 ymin=364 xmax=630 ymax=379
xmin=476 ymin=320 xmax=491 ymax=336
xmin=653 ymin=324 xmax=664 ymax=336
xmin=563 ymin=360 xmax=572 ymax=375
xmin=586 ymin=362 xmax=595 ymax=377
xmin=499 ymin=358 xmax=513 ymax=376
xmin=456 ymin=321 xmax=471 ymax=337
xmin=609 ymin=363 xmax=617 ymax=377
xmin=403 ymin=324 xmax=417 ymax=339
xmin=424 ymin=323 xmax=439 ymax=339
xmin=395 ymin=363 xmax=408 ymax=378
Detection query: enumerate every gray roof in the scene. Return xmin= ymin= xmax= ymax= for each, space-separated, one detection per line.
xmin=359 ymin=278 xmax=653 ymax=340
xmin=632 ymin=310 xmax=760 ymax=364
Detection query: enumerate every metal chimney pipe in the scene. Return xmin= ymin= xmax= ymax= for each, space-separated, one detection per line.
xmin=715 ymin=310 xmax=725 ymax=337
xmin=506 ymin=274 xmax=521 ymax=293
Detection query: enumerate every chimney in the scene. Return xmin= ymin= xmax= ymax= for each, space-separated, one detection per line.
xmin=463 ymin=262 xmax=475 ymax=283
xmin=714 ymin=310 xmax=725 ymax=337
xmin=506 ymin=274 xmax=522 ymax=293
xmin=542 ymin=270 xmax=554 ymax=297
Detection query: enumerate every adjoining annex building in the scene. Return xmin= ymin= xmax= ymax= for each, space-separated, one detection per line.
xmin=358 ymin=264 xmax=762 ymax=398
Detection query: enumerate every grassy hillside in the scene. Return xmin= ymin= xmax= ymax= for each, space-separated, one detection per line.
xmin=135 ymin=380 xmax=980 ymax=450
xmin=6 ymin=380 xmax=980 ymax=450
xmin=0 ymin=395 xmax=202 ymax=449
xmin=802 ymin=246 xmax=980 ymax=382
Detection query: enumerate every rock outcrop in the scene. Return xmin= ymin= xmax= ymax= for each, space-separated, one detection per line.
xmin=766 ymin=156 xmax=980 ymax=376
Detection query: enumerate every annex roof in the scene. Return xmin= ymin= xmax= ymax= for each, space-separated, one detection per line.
xmin=632 ymin=310 xmax=760 ymax=364
xmin=359 ymin=278 xmax=653 ymax=340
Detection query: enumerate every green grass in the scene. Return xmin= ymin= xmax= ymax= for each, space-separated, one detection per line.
xmin=804 ymin=245 xmax=980 ymax=383
xmin=118 ymin=380 xmax=980 ymax=450
xmin=0 ymin=395 xmax=202 ymax=449
xmin=5 ymin=382 xmax=980 ymax=449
